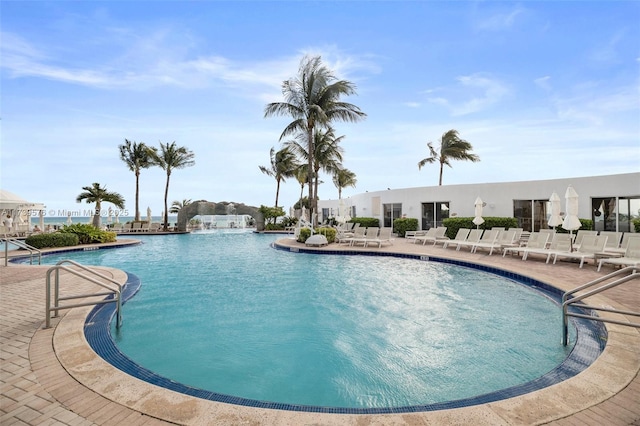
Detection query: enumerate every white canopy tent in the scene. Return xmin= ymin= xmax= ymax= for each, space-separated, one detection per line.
xmin=0 ymin=189 xmax=46 ymax=232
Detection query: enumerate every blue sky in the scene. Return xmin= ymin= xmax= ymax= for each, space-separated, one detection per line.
xmin=2 ymin=1 xmax=639 ymax=217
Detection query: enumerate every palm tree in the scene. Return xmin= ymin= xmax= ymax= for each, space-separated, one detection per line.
xmin=119 ymin=139 xmax=155 ymax=222
xmin=285 ymin=127 xmax=344 ymax=211
xmin=259 ymin=146 xmax=299 ymax=207
xmin=293 ymin=165 xmax=308 ymax=212
xmin=151 ymin=142 xmax=195 ymax=231
xmin=76 ymin=183 xmax=125 ymax=227
xmin=264 ymin=55 xmax=366 ymax=224
xmin=332 ymin=167 xmax=357 ymax=199
xmin=169 ymin=199 xmax=192 ymax=214
xmin=418 ymin=129 xmax=480 ymax=186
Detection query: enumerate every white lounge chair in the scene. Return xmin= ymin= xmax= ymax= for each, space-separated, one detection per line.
xmin=441 ymin=228 xmax=471 ymax=249
xmin=598 ymin=231 xmax=622 ymax=251
xmin=415 ymin=227 xmax=448 ymax=245
xmin=405 ymin=230 xmax=427 ymax=241
xmin=457 ymin=229 xmax=496 ymax=252
xmin=598 ymin=237 xmax=640 ymax=271
xmin=551 ymin=235 xmax=608 ymax=268
xmin=444 ymin=229 xmax=482 ymax=251
xmin=367 ymin=227 xmax=393 ymax=247
xmin=519 ymin=233 xmax=572 ymax=262
xmin=472 ymin=229 xmax=517 ymax=255
xmin=502 ymin=232 xmax=549 ymax=258
xmin=351 ymin=227 xmax=379 ymax=247
xmin=339 ymin=226 xmax=364 ymax=245
xmin=603 ymin=233 xmax=640 ymax=256
xmin=572 ymin=230 xmax=598 ymax=251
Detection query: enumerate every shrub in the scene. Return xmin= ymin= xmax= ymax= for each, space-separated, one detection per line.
xmin=393 ymin=218 xmax=419 ymax=237
xmin=634 ymin=218 xmax=640 ymax=233
xmin=265 ymin=223 xmax=286 ymax=231
xmin=297 ymin=227 xmax=312 ymax=243
xmin=555 ymin=218 xmax=594 ymax=233
xmin=442 ymin=217 xmax=519 ymax=239
xmin=59 ymin=224 xmax=117 ymax=244
xmin=25 ymin=233 xmax=79 ymax=249
xmin=350 ymin=217 xmax=379 ymax=228
xmin=297 ymin=227 xmax=337 ymax=244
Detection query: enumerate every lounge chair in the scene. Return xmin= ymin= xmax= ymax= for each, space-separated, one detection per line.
xmin=572 ymin=230 xmax=598 ymax=251
xmin=351 ymin=227 xmax=379 ymax=247
xmin=414 ymin=227 xmax=447 ymax=245
xmin=519 ymin=233 xmax=572 ymax=262
xmin=441 ymin=228 xmax=471 ymax=249
xmin=502 ymin=232 xmax=549 ymax=258
xmin=367 ymin=227 xmax=393 ymax=247
xmin=603 ymin=233 xmax=640 ymax=256
xmin=472 ymin=229 xmax=517 ymax=255
xmin=339 ymin=226 xmax=364 ymax=245
xmin=597 ymin=237 xmax=640 ymax=271
xmin=405 ymin=230 xmax=427 ymax=241
xmin=598 ymin=231 xmax=622 ymax=251
xmin=456 ymin=229 xmax=492 ymax=252
xmin=444 ymin=229 xmax=482 ymax=251
xmin=551 ymin=235 xmax=608 ymax=268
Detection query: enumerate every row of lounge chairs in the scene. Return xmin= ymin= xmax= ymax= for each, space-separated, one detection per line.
xmin=408 ymin=226 xmax=639 ymax=270
xmin=335 ymin=224 xmax=394 ymax=248
xmin=111 ymin=222 xmax=165 ymax=233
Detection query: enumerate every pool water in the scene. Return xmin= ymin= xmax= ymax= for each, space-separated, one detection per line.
xmin=38 ymin=231 xmax=578 ymax=409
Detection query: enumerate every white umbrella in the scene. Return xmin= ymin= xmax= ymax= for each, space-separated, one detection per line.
xmin=147 ymin=206 xmax=152 ymax=223
xmin=472 ymin=197 xmax=485 ymax=228
xmin=67 ymin=211 xmax=72 ymax=225
xmin=548 ymin=191 xmax=563 ymax=229
xmin=115 ymin=210 xmax=120 ymax=223
xmin=562 ymin=185 xmax=581 ymax=252
xmin=301 ymin=206 xmax=307 ymax=222
xmin=38 ymin=210 xmax=44 ymax=231
xmin=107 ymin=207 xmax=113 ymax=224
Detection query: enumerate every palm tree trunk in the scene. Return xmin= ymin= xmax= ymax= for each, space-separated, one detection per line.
xmin=93 ymin=201 xmax=101 ymax=227
xmin=135 ymin=170 xmax=141 ymax=221
xmin=307 ymin=127 xmax=315 ymax=225
xmin=163 ymin=172 xmax=171 ymax=231
xmin=275 ymin=177 xmax=281 ymax=207
xmin=438 ymin=161 xmax=444 ymax=186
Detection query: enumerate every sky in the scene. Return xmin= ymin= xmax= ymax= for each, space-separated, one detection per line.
xmin=2 ymin=1 xmax=639 ymax=218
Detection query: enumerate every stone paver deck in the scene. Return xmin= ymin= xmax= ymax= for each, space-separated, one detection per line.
xmin=1 ymin=237 xmax=639 ymax=425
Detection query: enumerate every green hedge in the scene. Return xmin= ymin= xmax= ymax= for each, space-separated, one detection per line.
xmin=297 ymin=227 xmax=337 ymax=244
xmin=634 ymin=218 xmax=640 ymax=233
xmin=59 ymin=224 xmax=117 ymax=244
xmin=393 ymin=218 xmax=419 ymax=237
xmin=350 ymin=217 xmax=380 ymax=228
xmin=25 ymin=233 xmax=79 ymax=249
xmin=442 ymin=217 xmax=519 ymax=239
xmin=555 ymin=218 xmax=594 ymax=233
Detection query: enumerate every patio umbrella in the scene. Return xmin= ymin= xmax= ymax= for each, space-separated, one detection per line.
xmin=562 ymin=185 xmax=581 ymax=252
xmin=548 ymin=191 xmax=563 ymax=229
xmin=114 ymin=210 xmax=120 ymax=223
xmin=147 ymin=207 xmax=152 ymax=223
xmin=472 ymin=197 xmax=485 ymax=229
xmin=107 ymin=207 xmax=113 ymax=224
xmin=67 ymin=211 xmax=72 ymax=225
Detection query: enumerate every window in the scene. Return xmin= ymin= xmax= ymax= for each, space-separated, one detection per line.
xmin=421 ymin=202 xmax=450 ymax=230
xmin=592 ymin=196 xmax=640 ymax=232
xmin=513 ymin=200 xmax=549 ymax=232
xmin=383 ymin=203 xmax=402 ymax=227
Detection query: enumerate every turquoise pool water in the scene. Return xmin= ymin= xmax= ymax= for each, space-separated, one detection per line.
xmin=37 ymin=231 xmax=578 ymax=409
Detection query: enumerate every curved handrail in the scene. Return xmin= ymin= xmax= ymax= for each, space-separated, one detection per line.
xmin=2 ymin=237 xmax=41 ymax=266
xmin=562 ymin=266 xmax=639 ymax=345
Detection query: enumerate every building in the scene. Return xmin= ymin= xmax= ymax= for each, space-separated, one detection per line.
xmin=317 ymin=173 xmax=640 ymax=232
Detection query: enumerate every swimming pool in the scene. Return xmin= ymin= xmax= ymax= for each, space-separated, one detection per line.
xmin=35 ymin=231 xmax=604 ymax=412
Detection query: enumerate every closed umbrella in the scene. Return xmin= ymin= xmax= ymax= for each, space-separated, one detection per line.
xmin=562 ymin=185 xmax=581 ymax=252
xmin=67 ymin=211 xmax=72 ymax=225
xmin=147 ymin=207 xmax=152 ymax=223
xmin=38 ymin=210 xmax=44 ymax=232
xmin=107 ymin=207 xmax=113 ymax=224
xmin=115 ymin=210 xmax=120 ymax=223
xmin=548 ymin=191 xmax=563 ymax=229
xmin=472 ymin=197 xmax=485 ymax=229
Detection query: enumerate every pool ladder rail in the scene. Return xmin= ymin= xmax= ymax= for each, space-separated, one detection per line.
xmin=2 ymin=237 xmax=41 ymax=266
xmin=45 ymin=259 xmax=123 ymax=329
xmin=562 ymin=265 xmax=639 ymax=346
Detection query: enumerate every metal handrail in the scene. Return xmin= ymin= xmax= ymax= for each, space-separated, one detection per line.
xmin=562 ymin=266 xmax=639 ymax=345
xmin=2 ymin=237 xmax=42 ymax=266
xmin=45 ymin=260 xmax=123 ymax=329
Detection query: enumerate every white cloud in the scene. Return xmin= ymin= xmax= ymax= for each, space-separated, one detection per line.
xmin=426 ymin=74 xmax=510 ymax=116
xmin=534 ymin=76 xmax=552 ymax=91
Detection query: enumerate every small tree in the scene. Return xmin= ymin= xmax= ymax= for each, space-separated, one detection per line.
xmin=418 ymin=129 xmax=480 ymax=186
xmin=76 ymin=183 xmax=125 ymax=227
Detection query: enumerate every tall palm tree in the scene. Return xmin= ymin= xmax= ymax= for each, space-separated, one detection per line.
xmin=259 ymin=146 xmax=299 ymax=207
xmin=285 ymin=127 xmax=344 ymax=211
xmin=151 ymin=142 xmax=195 ymax=231
xmin=169 ymin=199 xmax=192 ymax=214
xmin=332 ymin=167 xmax=357 ymax=199
xmin=76 ymin=183 xmax=125 ymax=227
xmin=119 ymin=139 xmax=155 ymax=222
xmin=293 ymin=164 xmax=308 ymax=212
xmin=418 ymin=129 xmax=480 ymax=186
xmin=264 ymin=55 xmax=366 ymax=224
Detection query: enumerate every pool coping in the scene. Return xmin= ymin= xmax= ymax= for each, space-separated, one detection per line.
xmin=48 ymin=238 xmax=640 ymax=425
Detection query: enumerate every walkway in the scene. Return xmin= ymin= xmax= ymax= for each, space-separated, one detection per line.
xmin=1 ymin=238 xmax=638 ymax=425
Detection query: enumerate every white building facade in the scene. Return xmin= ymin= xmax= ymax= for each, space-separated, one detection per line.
xmin=317 ymin=173 xmax=640 ymax=233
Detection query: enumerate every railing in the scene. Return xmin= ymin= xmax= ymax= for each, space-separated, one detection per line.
xmin=2 ymin=237 xmax=41 ymax=266
xmin=562 ymin=266 xmax=639 ymax=345
xmin=45 ymin=260 xmax=123 ymax=329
